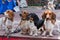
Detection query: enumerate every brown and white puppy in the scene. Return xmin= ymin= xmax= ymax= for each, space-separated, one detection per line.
xmin=4 ymin=10 xmax=14 ymax=21
xmin=42 ymin=10 xmax=56 ymax=36
xmin=4 ymin=10 xmax=15 ymax=32
xmin=19 ymin=10 xmax=30 ymax=35
xmin=19 ymin=10 xmax=38 ymax=36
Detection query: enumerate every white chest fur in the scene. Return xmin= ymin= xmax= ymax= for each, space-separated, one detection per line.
xmin=20 ymin=20 xmax=30 ymax=29
xmin=44 ymin=20 xmax=55 ymax=30
xmin=5 ymin=19 xmax=13 ymax=26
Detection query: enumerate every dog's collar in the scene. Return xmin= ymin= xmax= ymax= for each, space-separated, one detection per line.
xmin=21 ymin=18 xmax=27 ymax=20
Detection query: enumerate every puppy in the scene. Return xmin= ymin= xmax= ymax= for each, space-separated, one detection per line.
xmin=28 ymin=13 xmax=44 ymax=35
xmin=28 ymin=13 xmax=44 ymax=29
xmin=19 ymin=10 xmax=30 ymax=35
xmin=42 ymin=10 xmax=56 ymax=36
xmin=4 ymin=10 xmax=15 ymax=33
xmin=19 ymin=10 xmax=38 ymax=36
xmin=28 ymin=15 xmax=38 ymax=36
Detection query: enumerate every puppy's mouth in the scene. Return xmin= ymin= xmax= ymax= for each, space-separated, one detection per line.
xmin=46 ymin=18 xmax=51 ymax=20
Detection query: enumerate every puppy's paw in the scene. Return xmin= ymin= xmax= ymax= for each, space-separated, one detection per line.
xmin=29 ymin=32 xmax=33 ymax=36
xmin=42 ymin=31 xmax=46 ymax=36
xmin=33 ymin=33 xmax=38 ymax=36
xmin=49 ymin=34 xmax=54 ymax=37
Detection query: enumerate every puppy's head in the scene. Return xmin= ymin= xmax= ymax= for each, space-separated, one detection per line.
xmin=19 ymin=10 xmax=29 ymax=19
xmin=4 ymin=10 xmax=14 ymax=19
xmin=42 ymin=10 xmax=56 ymax=21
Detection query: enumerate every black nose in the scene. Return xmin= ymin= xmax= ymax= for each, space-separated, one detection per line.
xmin=19 ymin=14 xmax=22 ymax=16
xmin=46 ymin=18 xmax=49 ymax=20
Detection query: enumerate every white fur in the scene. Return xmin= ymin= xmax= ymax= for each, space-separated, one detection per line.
xmin=53 ymin=20 xmax=60 ymax=33
xmin=0 ymin=17 xmax=16 ymax=32
xmin=44 ymin=20 xmax=54 ymax=30
xmin=19 ymin=20 xmax=30 ymax=34
xmin=20 ymin=20 xmax=38 ymax=36
xmin=42 ymin=20 xmax=55 ymax=36
xmin=29 ymin=20 xmax=38 ymax=36
xmin=0 ymin=17 xmax=6 ymax=30
xmin=20 ymin=20 xmax=30 ymax=29
xmin=4 ymin=12 xmax=8 ymax=16
xmin=5 ymin=19 xmax=17 ymax=33
xmin=42 ymin=19 xmax=60 ymax=36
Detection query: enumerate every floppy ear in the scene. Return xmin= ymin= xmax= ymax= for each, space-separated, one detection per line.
xmin=42 ymin=12 xmax=46 ymax=20
xmin=52 ymin=12 xmax=56 ymax=21
xmin=51 ymin=12 xmax=56 ymax=24
xmin=10 ymin=11 xmax=14 ymax=17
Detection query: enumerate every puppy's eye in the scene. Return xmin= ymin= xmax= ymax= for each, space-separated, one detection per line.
xmin=45 ymin=13 xmax=47 ymax=15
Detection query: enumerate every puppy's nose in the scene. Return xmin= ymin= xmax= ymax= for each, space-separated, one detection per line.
xmin=46 ymin=18 xmax=49 ymax=20
xmin=19 ymin=14 xmax=22 ymax=16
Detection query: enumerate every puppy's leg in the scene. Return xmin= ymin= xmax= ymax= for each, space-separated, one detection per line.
xmin=33 ymin=28 xmax=38 ymax=36
xmin=29 ymin=30 xmax=33 ymax=36
xmin=29 ymin=27 xmax=34 ymax=36
xmin=42 ymin=31 xmax=46 ymax=36
xmin=49 ymin=29 xmax=53 ymax=36
xmin=30 ymin=27 xmax=38 ymax=36
xmin=41 ymin=24 xmax=47 ymax=36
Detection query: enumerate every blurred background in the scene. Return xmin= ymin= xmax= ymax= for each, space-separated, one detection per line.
xmin=0 ymin=0 xmax=60 ymax=14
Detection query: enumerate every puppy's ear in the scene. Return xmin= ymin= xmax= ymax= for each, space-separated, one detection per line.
xmin=42 ymin=12 xmax=46 ymax=20
xmin=51 ymin=12 xmax=56 ymax=24
xmin=52 ymin=12 xmax=56 ymax=21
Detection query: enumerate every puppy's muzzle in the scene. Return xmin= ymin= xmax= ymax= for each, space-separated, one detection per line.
xmin=46 ymin=18 xmax=50 ymax=20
